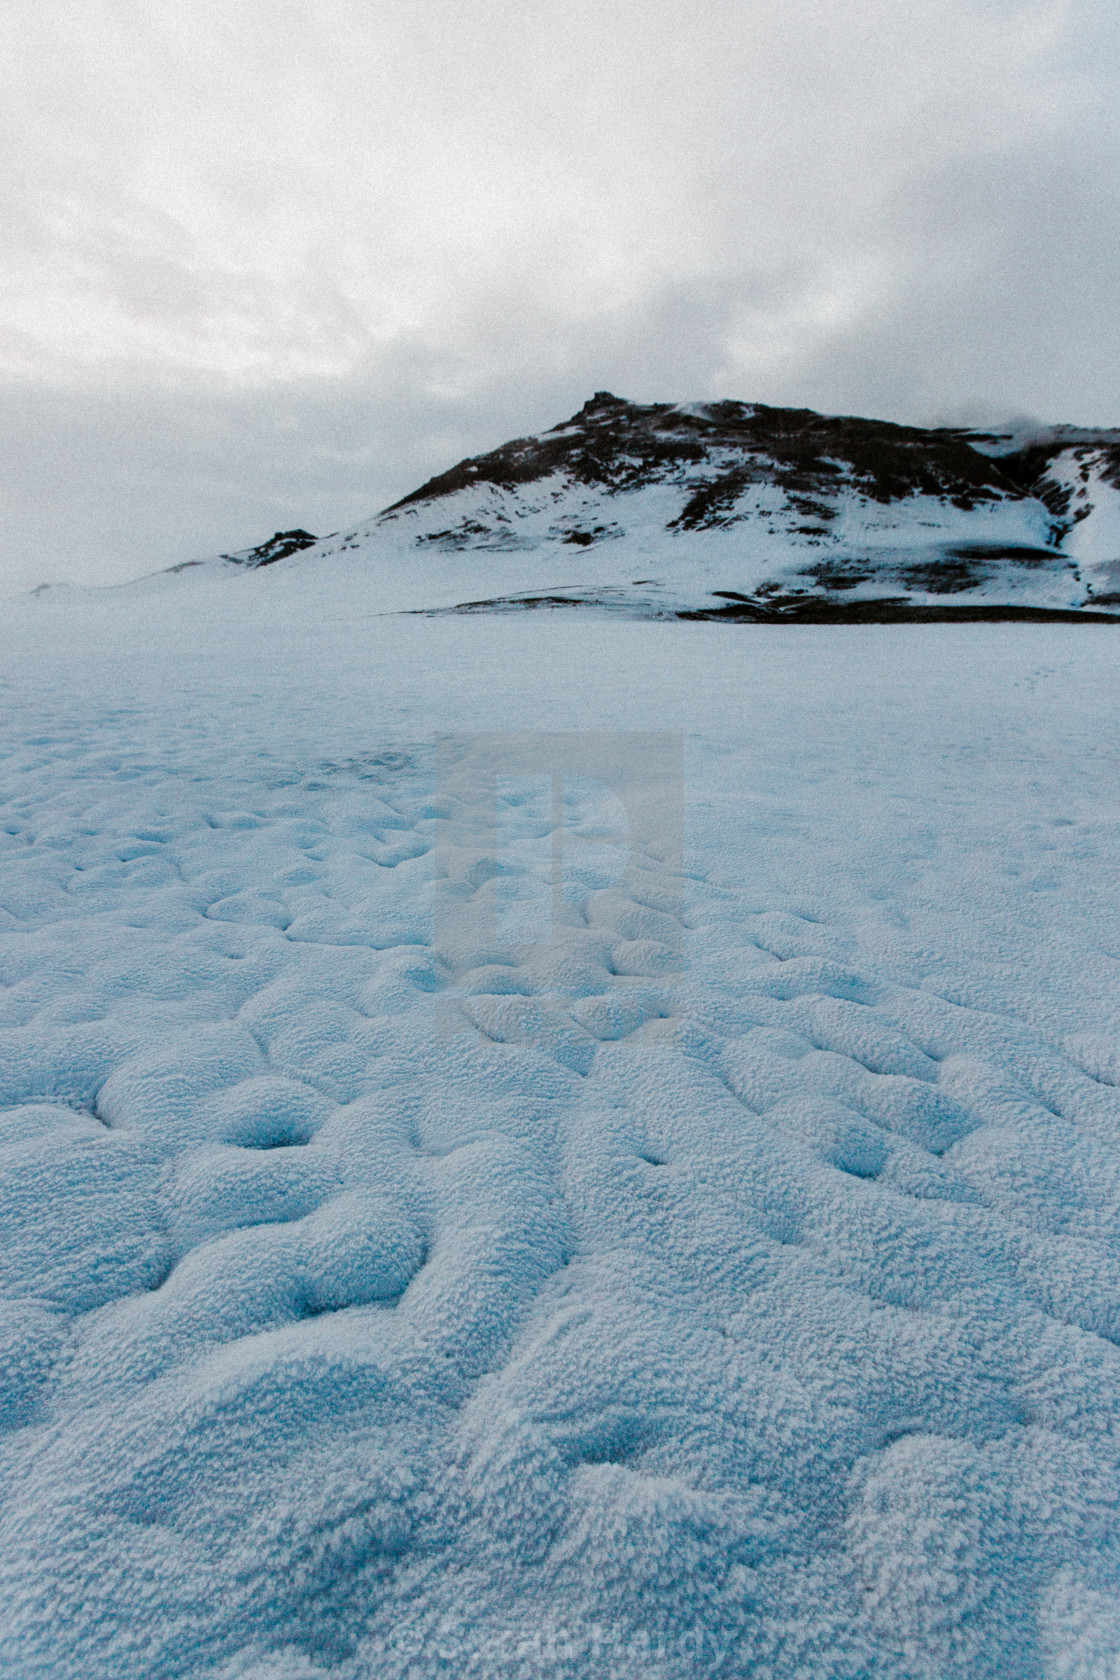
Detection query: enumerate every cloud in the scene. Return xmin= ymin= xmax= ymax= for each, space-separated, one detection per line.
xmin=0 ymin=0 xmax=1117 ymax=589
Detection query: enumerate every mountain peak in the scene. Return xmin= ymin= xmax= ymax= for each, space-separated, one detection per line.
xmin=578 ymin=390 xmax=629 ymax=414
xmin=149 ymin=395 xmax=1120 ymax=623
xmin=359 ymin=395 xmax=1120 ymax=620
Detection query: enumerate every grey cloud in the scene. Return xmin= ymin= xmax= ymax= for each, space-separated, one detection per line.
xmin=0 ymin=0 xmax=1117 ymax=591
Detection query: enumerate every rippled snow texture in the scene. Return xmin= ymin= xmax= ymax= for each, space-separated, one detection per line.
xmin=1 ymin=593 xmax=1120 ymax=1679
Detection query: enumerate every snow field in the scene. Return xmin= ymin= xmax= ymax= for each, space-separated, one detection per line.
xmin=1 ymin=600 xmax=1119 ymax=1677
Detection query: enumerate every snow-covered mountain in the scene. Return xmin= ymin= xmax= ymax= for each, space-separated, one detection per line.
xmin=107 ymin=394 xmax=1120 ymax=619
xmin=7 ymin=424 xmax=1120 ymax=1676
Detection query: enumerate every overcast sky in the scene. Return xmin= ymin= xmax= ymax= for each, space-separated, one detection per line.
xmin=2 ymin=0 xmax=1118 ymax=593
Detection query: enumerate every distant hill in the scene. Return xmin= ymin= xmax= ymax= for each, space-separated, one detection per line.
xmin=122 ymin=395 xmax=1120 ymax=620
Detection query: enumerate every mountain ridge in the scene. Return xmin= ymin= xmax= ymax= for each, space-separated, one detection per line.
xmin=339 ymin=392 xmax=1120 ymax=618
xmin=42 ymin=394 xmax=1120 ymax=620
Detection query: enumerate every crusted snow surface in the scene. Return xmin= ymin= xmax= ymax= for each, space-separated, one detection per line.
xmin=2 ymin=585 xmax=1120 ymax=1678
